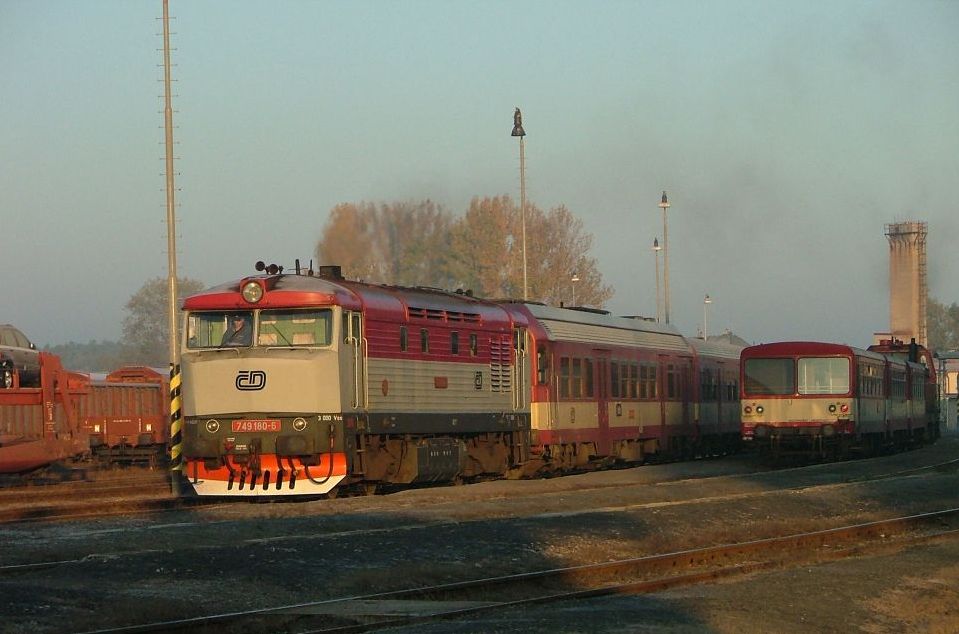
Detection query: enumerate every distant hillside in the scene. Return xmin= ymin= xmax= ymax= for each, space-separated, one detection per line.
xmin=42 ymin=340 xmax=141 ymax=373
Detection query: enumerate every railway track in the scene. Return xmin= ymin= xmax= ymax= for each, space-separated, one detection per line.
xmin=0 ymin=470 xmax=184 ymax=523
xmin=80 ymin=508 xmax=959 ymax=634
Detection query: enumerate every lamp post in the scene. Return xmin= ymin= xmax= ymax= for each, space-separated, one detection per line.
xmin=658 ymin=191 xmax=671 ymax=324
xmin=703 ymin=294 xmax=712 ymax=340
xmin=511 ymin=107 xmax=528 ymax=300
xmin=653 ymin=238 xmax=662 ymax=323
xmin=571 ymin=271 xmax=580 ymax=306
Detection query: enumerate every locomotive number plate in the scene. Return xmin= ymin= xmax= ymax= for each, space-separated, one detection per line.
xmin=231 ymin=419 xmax=281 ymax=433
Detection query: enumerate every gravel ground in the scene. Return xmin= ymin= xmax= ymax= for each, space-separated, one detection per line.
xmin=1 ymin=435 xmax=958 ymax=633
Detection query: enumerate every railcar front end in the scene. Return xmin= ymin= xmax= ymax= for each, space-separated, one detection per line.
xmin=740 ymin=343 xmax=862 ymax=454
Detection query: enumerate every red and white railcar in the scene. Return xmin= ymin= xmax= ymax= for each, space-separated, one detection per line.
xmin=740 ymin=341 xmax=937 ymax=456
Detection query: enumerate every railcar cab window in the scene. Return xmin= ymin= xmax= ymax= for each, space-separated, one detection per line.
xmin=185 ymin=309 xmax=333 ymax=349
xmin=797 ymin=357 xmax=849 ymax=395
xmin=744 ymin=358 xmax=794 ymax=396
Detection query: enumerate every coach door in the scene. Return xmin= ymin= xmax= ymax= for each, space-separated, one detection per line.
xmin=344 ymin=311 xmax=367 ymax=409
xmin=512 ymin=327 xmax=529 ymax=411
xmin=593 ymin=350 xmax=611 ymax=454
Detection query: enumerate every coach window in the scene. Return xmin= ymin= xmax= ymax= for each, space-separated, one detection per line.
xmin=400 ymin=326 xmax=408 ymax=352
xmin=560 ymin=357 xmax=571 ymax=398
xmin=537 ymin=345 xmax=549 ymax=385
xmin=451 ymin=331 xmax=460 ymax=355
xmin=420 ymin=329 xmax=430 ymax=354
xmin=610 ymin=361 xmax=620 ymax=398
xmin=667 ymin=365 xmax=678 ymax=399
xmin=584 ymin=359 xmax=594 ymax=398
xmin=641 ymin=364 xmax=658 ymax=399
xmin=470 ymin=333 xmax=478 ymax=357
xmin=571 ymin=358 xmax=583 ymax=398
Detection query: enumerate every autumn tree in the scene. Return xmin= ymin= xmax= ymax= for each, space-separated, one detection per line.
xmin=315 ymin=200 xmax=455 ymax=287
xmin=447 ymin=195 xmax=515 ymax=297
xmin=122 ymin=277 xmax=206 ymax=366
xmin=448 ymin=196 xmax=612 ymax=306
xmin=315 ymin=195 xmax=613 ymax=307
xmin=927 ymin=298 xmax=959 ymax=352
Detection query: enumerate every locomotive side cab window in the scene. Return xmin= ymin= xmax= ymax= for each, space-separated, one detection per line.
xmin=797 ymin=357 xmax=850 ymax=395
xmin=451 ymin=331 xmax=460 ymax=355
xmin=744 ymin=358 xmax=795 ymax=396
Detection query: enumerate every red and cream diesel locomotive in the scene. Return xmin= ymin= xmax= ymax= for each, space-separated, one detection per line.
xmin=740 ymin=339 xmax=939 ymax=456
xmin=178 ymin=263 xmax=742 ymax=497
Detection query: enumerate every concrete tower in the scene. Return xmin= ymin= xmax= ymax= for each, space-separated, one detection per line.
xmin=885 ymin=221 xmax=928 ymax=347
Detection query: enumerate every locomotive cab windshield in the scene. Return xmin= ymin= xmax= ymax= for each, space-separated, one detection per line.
xmin=186 ymin=309 xmax=334 ymax=349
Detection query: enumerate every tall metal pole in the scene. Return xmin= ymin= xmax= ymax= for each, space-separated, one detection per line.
xmin=653 ymin=238 xmax=662 ymax=323
xmin=659 ymin=191 xmax=671 ymax=324
xmin=162 ymin=0 xmax=183 ymax=496
xmin=512 ymin=108 xmax=528 ymax=300
xmin=162 ymin=0 xmax=179 ymax=366
xmin=703 ymin=294 xmax=712 ymax=340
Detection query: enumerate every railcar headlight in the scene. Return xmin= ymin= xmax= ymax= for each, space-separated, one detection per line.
xmin=205 ymin=419 xmax=220 ymax=433
xmin=756 ymin=405 xmax=764 ymax=414
xmin=242 ymin=281 xmax=264 ymax=304
xmin=828 ymin=404 xmax=837 ymax=413
xmin=292 ymin=417 xmax=308 ymax=432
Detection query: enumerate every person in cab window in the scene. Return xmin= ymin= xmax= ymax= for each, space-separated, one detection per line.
xmin=221 ymin=314 xmax=252 ymax=347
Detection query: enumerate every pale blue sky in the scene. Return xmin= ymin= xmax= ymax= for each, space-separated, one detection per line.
xmin=2 ymin=1 xmax=957 ymax=348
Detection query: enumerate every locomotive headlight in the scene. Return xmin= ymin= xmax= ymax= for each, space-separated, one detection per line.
xmin=756 ymin=405 xmax=764 ymax=414
xmin=828 ymin=404 xmax=837 ymax=413
xmin=292 ymin=417 xmax=308 ymax=432
xmin=242 ymin=281 xmax=264 ymax=304
xmin=205 ymin=419 xmax=221 ymax=433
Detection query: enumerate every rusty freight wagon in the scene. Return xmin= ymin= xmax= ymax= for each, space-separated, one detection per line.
xmin=0 ymin=353 xmax=169 ymax=474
